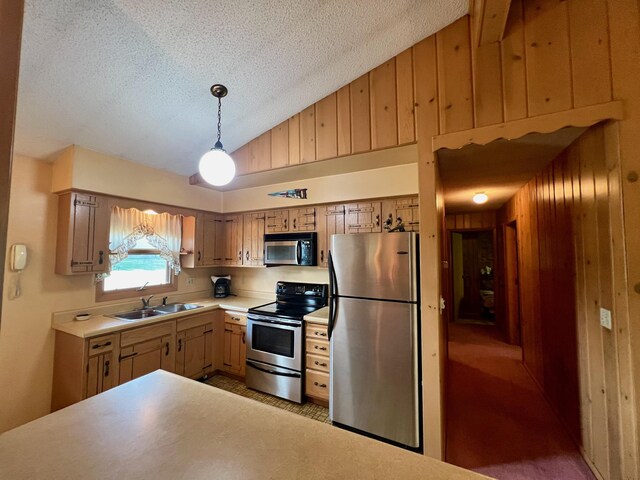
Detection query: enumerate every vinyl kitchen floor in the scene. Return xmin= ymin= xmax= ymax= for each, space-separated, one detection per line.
xmin=204 ymin=374 xmax=331 ymax=424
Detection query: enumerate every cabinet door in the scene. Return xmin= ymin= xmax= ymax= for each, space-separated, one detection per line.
xmin=223 ymin=215 xmax=243 ymax=265
xmin=243 ymin=212 xmax=265 ymax=266
xmin=119 ymin=337 xmax=169 ymax=384
xmin=201 ymin=213 xmax=223 ymax=266
xmin=382 ymin=197 xmax=419 ymax=232
xmin=317 ymin=204 xmax=345 ymax=267
xmin=265 ymin=209 xmax=289 ymax=233
xmin=223 ymin=323 xmax=246 ymax=376
xmin=194 ymin=213 xmax=206 ymax=266
xmin=345 ymin=202 xmax=382 ymax=233
xmin=56 ymin=192 xmax=109 ymax=275
xmin=86 ymin=352 xmax=115 ymax=398
xmin=183 ymin=326 xmax=207 ymax=379
xmin=290 ymin=207 xmax=316 ymax=232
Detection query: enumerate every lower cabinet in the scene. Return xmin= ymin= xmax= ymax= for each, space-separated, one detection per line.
xmin=119 ymin=320 xmax=175 ymax=384
xmin=222 ymin=311 xmax=247 ymax=377
xmin=305 ymin=323 xmax=330 ymax=402
xmin=175 ymin=313 xmax=215 ymax=379
xmin=52 ymin=309 xmax=234 ymax=411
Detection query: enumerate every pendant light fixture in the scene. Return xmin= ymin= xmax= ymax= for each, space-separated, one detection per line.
xmin=198 ymin=84 xmax=236 ymax=186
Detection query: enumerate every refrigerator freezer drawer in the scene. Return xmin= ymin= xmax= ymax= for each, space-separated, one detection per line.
xmin=330 ymin=296 xmax=420 ymax=448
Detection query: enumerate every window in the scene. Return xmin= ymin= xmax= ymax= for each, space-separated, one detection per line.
xmin=96 ymin=206 xmax=182 ymax=302
xmin=102 ymin=237 xmax=172 ymax=292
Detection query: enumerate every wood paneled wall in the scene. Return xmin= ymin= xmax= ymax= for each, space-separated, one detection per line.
xmin=0 ymin=0 xmax=24 ymax=320
xmin=445 ymin=212 xmax=496 ymax=230
xmin=498 ymin=124 xmax=636 ymax=480
xmin=227 ymin=0 xmax=617 ymax=177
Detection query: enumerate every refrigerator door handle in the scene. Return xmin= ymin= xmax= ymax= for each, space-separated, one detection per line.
xmin=328 ymin=250 xmax=338 ymax=339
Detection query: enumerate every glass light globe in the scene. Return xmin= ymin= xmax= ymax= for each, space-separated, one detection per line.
xmin=472 ymin=193 xmax=489 ymax=204
xmin=198 ymin=148 xmax=236 ymax=186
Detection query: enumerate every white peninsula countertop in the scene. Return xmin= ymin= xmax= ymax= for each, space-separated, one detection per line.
xmin=0 ymin=371 xmax=490 ymax=480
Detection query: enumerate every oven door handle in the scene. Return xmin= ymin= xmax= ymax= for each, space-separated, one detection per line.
xmin=246 ymin=361 xmax=301 ymax=378
xmin=248 ymin=315 xmax=302 ymax=327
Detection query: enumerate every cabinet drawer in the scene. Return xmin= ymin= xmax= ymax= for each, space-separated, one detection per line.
xmin=306 ymin=338 xmax=329 ymax=356
xmin=224 ymin=311 xmax=247 ymax=326
xmin=121 ymin=321 xmax=173 ymax=347
xmin=88 ymin=335 xmax=115 ymax=356
xmin=177 ymin=312 xmax=213 ymax=332
xmin=306 ymin=369 xmax=330 ymax=400
xmin=306 ymin=353 xmax=330 ymax=373
xmin=306 ymin=323 xmax=328 ymax=340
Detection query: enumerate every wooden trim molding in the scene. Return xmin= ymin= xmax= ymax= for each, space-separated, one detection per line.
xmin=471 ymin=0 xmax=513 ymax=46
xmin=0 ymin=0 xmax=25 ymax=321
xmin=432 ymin=101 xmax=624 ymax=151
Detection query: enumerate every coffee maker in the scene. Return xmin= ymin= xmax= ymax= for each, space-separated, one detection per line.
xmin=211 ymin=275 xmax=231 ymax=298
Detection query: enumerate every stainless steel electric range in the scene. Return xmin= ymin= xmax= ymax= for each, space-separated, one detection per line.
xmin=246 ymin=281 xmax=328 ymax=403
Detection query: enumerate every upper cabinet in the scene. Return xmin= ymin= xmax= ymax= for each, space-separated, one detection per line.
xmin=182 ymin=213 xmax=224 ymax=268
xmin=243 ymin=212 xmax=266 ymax=266
xmin=382 ymin=197 xmax=420 ymax=232
xmin=56 ymin=192 xmax=110 ymax=275
xmin=290 ymin=207 xmax=316 ymax=232
xmin=222 ymin=214 xmax=243 ymax=266
xmin=265 ymin=209 xmax=289 ymax=233
xmin=345 ymin=202 xmax=382 ymax=234
xmin=317 ymin=204 xmax=345 ymax=267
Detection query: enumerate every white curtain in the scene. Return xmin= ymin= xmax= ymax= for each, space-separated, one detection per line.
xmin=109 ymin=206 xmax=182 ymax=275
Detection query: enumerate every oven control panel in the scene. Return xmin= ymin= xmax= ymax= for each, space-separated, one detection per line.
xmin=276 ymin=281 xmax=328 ymax=301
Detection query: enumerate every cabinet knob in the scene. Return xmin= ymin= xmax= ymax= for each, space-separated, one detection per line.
xmin=320 ymin=250 xmax=324 ymax=263
xmin=246 ymin=251 xmax=250 ymax=261
xmin=314 ymin=345 xmax=327 ymax=351
xmin=314 ymin=381 xmax=327 ymax=389
xmin=98 ymin=250 xmax=104 ymax=265
xmin=178 ymin=338 xmax=182 ymax=352
xmin=165 ymin=342 xmax=170 ymax=356
xmin=197 ymin=251 xmax=201 ymax=262
xmin=92 ymin=341 xmax=112 ymax=349
xmin=242 ymin=332 xmax=246 ymax=344
xmin=314 ymin=331 xmax=327 ymax=337
xmin=314 ymin=361 xmax=328 ymax=367
xmin=104 ymin=360 xmax=110 ymax=377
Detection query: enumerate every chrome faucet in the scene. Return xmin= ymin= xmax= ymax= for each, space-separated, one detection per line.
xmin=162 ymin=296 xmax=168 ymax=306
xmin=141 ymin=295 xmax=154 ymax=309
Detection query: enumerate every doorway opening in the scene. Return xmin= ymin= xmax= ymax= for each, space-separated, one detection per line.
xmin=450 ymin=229 xmax=496 ymax=326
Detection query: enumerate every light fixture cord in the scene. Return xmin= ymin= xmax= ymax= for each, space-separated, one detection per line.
xmin=217 ymin=97 xmax=222 ymax=144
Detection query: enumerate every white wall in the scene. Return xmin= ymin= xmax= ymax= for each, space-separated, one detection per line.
xmin=223 ymin=163 xmax=419 ymax=212
xmin=51 ymin=146 xmax=223 ymax=212
xmin=0 ymin=155 xmax=217 ymax=432
xmin=214 ymin=266 xmax=329 ymax=296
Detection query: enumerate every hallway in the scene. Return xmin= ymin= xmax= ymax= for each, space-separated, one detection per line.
xmin=445 ymin=323 xmax=594 ymax=480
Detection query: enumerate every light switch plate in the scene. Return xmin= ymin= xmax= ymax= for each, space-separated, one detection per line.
xmin=600 ymin=308 xmax=612 ymax=330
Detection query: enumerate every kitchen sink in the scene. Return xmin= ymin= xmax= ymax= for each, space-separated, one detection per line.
xmin=110 ymin=303 xmax=203 ymax=321
xmin=153 ymin=303 xmax=203 ymax=314
xmin=111 ymin=309 xmax=167 ymax=321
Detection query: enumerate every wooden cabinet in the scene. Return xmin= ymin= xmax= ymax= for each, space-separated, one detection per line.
xmin=243 ymin=212 xmax=265 ymax=266
xmin=119 ymin=321 xmax=175 ymax=384
xmin=345 ymin=202 xmax=382 ymax=233
xmin=290 ymin=207 xmax=316 ymax=232
xmin=265 ymin=209 xmax=289 ymax=233
xmin=55 ymin=191 xmax=110 ymax=275
xmin=181 ymin=213 xmax=224 ymax=268
xmin=175 ymin=313 xmax=215 ymax=379
xmin=223 ymin=214 xmax=243 ymax=265
xmin=86 ymin=335 xmax=117 ymax=398
xmin=305 ymin=323 xmax=330 ymax=403
xmin=222 ymin=311 xmax=247 ymax=377
xmin=317 ymin=204 xmax=345 ymax=267
xmin=382 ymin=196 xmax=420 ymax=232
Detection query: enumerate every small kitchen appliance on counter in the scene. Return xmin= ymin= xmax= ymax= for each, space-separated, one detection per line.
xmin=211 ymin=275 xmax=231 ymax=298
xmin=246 ymin=281 xmax=328 ymax=403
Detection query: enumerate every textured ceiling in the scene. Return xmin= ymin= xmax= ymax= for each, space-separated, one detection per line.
xmin=15 ymin=0 xmax=468 ymax=176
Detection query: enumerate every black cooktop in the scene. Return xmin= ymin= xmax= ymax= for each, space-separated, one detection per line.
xmin=248 ymin=301 xmax=323 ymax=320
xmin=248 ymin=281 xmax=328 ymax=320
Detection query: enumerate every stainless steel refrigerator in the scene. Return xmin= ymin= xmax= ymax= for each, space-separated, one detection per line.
xmin=328 ymin=232 xmax=421 ymax=450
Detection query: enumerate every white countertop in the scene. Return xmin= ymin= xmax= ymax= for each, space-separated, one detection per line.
xmin=53 ymin=295 xmax=269 ymax=338
xmin=303 ymin=305 xmax=329 ymax=325
xmin=0 ymin=371 xmax=490 ymax=480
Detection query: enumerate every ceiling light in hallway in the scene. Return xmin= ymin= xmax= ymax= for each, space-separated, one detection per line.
xmin=472 ymin=193 xmax=489 ymax=205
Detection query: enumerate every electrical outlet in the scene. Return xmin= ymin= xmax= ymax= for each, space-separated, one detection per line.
xmin=186 ymin=277 xmax=194 ymax=286
xmin=600 ymin=308 xmax=612 ymax=330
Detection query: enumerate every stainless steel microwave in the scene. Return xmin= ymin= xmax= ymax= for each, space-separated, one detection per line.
xmin=263 ymin=233 xmax=317 ymax=266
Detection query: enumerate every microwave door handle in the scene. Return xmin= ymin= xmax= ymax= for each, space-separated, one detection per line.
xmin=296 ymin=241 xmax=302 ymax=265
